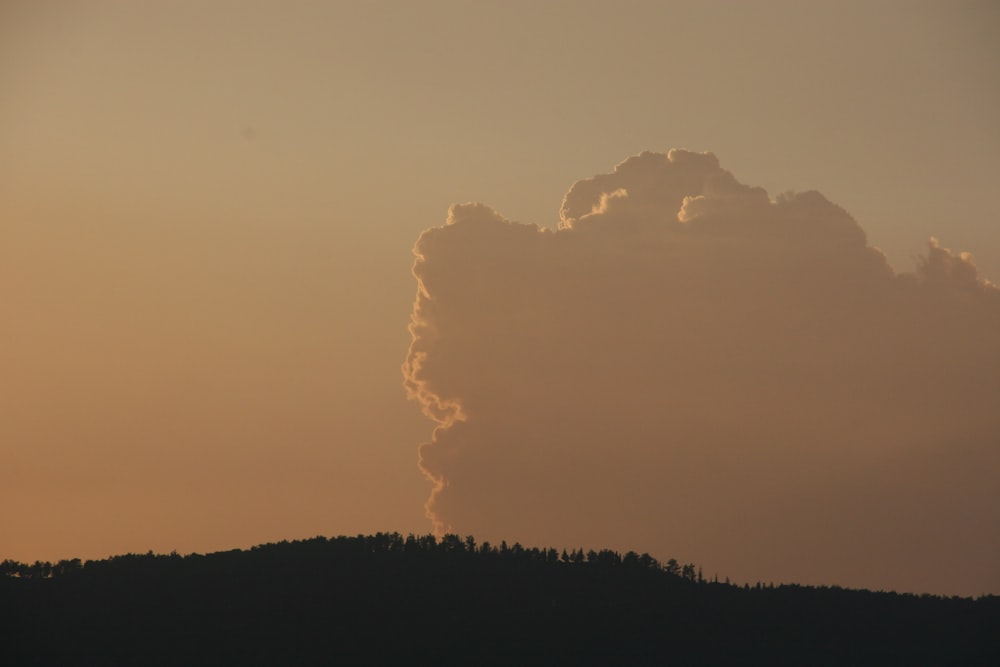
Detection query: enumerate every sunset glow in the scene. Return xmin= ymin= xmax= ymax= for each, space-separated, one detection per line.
xmin=3 ymin=0 xmax=997 ymax=597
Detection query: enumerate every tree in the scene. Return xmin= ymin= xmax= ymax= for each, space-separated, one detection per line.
xmin=0 ymin=559 xmax=21 ymax=577
xmin=440 ymin=534 xmax=464 ymax=553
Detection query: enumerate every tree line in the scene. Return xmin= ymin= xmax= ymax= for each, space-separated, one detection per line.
xmin=2 ymin=532 xmax=997 ymax=665
xmin=1 ymin=532 xmax=707 ymax=582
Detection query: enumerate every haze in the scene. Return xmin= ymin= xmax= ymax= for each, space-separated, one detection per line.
xmin=3 ymin=1 xmax=998 ymax=596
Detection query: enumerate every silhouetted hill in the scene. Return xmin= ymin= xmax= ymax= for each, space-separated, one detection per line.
xmin=2 ymin=533 xmax=997 ymax=665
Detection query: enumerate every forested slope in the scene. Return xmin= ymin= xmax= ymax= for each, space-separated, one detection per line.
xmin=3 ymin=533 xmax=997 ymax=665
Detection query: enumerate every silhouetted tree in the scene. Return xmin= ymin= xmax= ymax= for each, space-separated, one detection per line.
xmin=3 ymin=532 xmax=995 ymax=666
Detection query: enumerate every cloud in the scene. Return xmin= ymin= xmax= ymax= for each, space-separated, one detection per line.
xmin=402 ymin=149 xmax=1000 ymax=596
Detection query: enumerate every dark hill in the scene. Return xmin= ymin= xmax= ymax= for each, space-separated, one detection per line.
xmin=2 ymin=533 xmax=997 ymax=665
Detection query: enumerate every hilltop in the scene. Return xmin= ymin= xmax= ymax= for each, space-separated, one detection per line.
xmin=3 ymin=533 xmax=997 ymax=665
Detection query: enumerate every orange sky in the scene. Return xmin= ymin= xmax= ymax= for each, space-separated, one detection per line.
xmin=2 ymin=1 xmax=998 ymax=596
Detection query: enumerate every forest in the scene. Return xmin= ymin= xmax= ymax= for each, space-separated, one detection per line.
xmin=3 ymin=532 xmax=997 ymax=665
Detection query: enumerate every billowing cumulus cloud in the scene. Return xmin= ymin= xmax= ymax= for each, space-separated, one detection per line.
xmin=403 ymin=150 xmax=1000 ymax=596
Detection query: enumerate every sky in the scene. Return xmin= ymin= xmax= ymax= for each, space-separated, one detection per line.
xmin=2 ymin=1 xmax=998 ymax=596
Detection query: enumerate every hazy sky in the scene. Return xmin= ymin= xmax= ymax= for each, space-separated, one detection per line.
xmin=3 ymin=1 xmax=998 ymax=595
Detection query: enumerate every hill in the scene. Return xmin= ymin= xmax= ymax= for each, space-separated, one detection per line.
xmin=3 ymin=533 xmax=997 ymax=665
